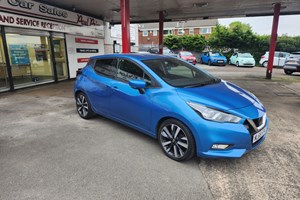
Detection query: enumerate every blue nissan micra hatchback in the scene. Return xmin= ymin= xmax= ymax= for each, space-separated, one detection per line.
xmin=74 ymin=54 xmax=268 ymax=161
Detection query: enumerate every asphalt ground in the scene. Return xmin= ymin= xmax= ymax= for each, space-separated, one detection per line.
xmin=0 ymin=64 xmax=299 ymax=200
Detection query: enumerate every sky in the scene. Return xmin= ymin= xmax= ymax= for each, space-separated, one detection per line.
xmin=218 ymin=14 xmax=300 ymax=36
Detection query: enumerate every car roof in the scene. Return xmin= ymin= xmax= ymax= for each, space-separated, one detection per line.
xmin=90 ymin=53 xmax=172 ymax=61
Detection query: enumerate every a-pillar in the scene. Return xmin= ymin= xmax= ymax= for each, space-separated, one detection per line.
xmin=120 ymin=0 xmax=130 ymax=53
xmin=158 ymin=11 xmax=164 ymax=54
xmin=266 ymin=3 xmax=281 ymax=79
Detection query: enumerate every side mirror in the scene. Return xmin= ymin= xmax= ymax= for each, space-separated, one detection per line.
xmin=129 ymin=79 xmax=147 ymax=94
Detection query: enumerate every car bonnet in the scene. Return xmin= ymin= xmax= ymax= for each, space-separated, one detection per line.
xmin=176 ymin=80 xmax=258 ymax=111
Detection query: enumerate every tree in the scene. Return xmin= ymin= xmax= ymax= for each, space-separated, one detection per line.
xmin=164 ymin=34 xmax=207 ymax=52
xmin=228 ymin=21 xmax=252 ymax=32
xmin=209 ymin=22 xmax=257 ymax=51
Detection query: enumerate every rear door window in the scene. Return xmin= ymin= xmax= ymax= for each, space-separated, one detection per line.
xmin=94 ymin=59 xmax=117 ymax=78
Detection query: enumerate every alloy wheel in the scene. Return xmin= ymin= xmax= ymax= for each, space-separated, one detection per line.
xmin=160 ymin=124 xmax=189 ymax=159
xmin=76 ymin=93 xmax=90 ymax=118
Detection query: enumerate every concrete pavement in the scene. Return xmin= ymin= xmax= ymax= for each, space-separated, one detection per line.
xmin=0 ymin=82 xmax=213 ymax=200
xmin=0 ymin=65 xmax=300 ymax=200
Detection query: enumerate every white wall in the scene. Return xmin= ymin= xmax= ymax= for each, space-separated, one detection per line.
xmin=66 ymin=34 xmax=104 ymax=78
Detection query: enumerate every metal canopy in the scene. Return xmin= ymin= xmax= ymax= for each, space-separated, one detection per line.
xmin=35 ymin=0 xmax=300 ymax=23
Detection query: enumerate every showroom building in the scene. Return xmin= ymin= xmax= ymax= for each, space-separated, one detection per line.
xmin=0 ymin=0 xmax=106 ymax=92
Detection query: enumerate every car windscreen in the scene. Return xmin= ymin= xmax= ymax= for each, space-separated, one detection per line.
xmin=180 ymin=52 xmax=193 ymax=56
xmin=239 ymin=53 xmax=253 ymax=58
xmin=210 ymin=52 xmax=222 ymax=56
xmin=142 ymin=58 xmax=220 ymax=88
xmin=163 ymin=49 xmax=171 ymax=54
xmin=290 ymin=53 xmax=300 ymax=58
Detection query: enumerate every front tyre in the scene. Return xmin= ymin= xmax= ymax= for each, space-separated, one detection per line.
xmin=158 ymin=119 xmax=195 ymax=162
xmin=236 ymin=61 xmax=239 ymax=67
xmin=284 ymin=70 xmax=293 ymax=75
xmin=76 ymin=92 xmax=95 ymax=119
xmin=208 ymin=60 xmax=211 ymax=66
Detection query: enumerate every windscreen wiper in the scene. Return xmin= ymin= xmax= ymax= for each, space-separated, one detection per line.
xmin=184 ymin=78 xmax=221 ymax=88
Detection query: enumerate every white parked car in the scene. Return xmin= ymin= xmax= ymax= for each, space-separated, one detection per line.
xmin=259 ymin=51 xmax=289 ymax=68
xmin=229 ymin=52 xmax=255 ymax=67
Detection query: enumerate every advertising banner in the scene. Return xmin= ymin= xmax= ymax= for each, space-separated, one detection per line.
xmin=9 ymin=44 xmax=30 ymax=65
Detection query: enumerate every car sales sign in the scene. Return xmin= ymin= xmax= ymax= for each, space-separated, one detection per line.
xmin=0 ymin=0 xmax=103 ymax=26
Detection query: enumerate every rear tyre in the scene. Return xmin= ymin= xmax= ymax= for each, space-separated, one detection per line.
xmin=76 ymin=92 xmax=95 ymax=119
xmin=158 ymin=119 xmax=195 ymax=162
xmin=284 ymin=70 xmax=293 ymax=75
xmin=199 ymin=59 xmax=203 ymax=64
xmin=228 ymin=61 xmax=231 ymax=65
xmin=263 ymin=62 xmax=268 ymax=68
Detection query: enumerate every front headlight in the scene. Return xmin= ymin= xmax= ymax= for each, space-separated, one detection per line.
xmin=187 ymin=102 xmax=242 ymax=123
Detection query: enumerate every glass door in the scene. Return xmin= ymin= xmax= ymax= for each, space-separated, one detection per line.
xmin=53 ymin=34 xmax=68 ymax=80
xmin=6 ymin=28 xmax=54 ymax=88
xmin=0 ymin=32 xmax=9 ymax=91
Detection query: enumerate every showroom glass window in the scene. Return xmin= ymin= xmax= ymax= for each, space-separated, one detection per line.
xmin=53 ymin=33 xmax=68 ymax=80
xmin=0 ymin=27 xmax=9 ymax=91
xmin=5 ymin=28 xmax=54 ymax=88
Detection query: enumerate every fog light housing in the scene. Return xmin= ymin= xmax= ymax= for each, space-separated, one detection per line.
xmin=211 ymin=144 xmax=229 ymax=150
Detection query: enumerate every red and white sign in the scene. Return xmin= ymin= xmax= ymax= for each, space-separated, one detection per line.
xmin=75 ymin=38 xmax=98 ymax=44
xmin=67 ymin=35 xmax=104 ymax=78
xmin=77 ymin=58 xmax=90 ymax=63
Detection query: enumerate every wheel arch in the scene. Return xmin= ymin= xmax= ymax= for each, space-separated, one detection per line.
xmin=74 ymin=89 xmax=97 ymax=114
xmin=155 ymin=116 xmax=198 ymax=153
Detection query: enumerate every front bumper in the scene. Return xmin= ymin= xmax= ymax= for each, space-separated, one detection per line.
xmin=284 ymin=64 xmax=300 ymax=72
xmin=185 ymin=59 xmax=197 ymax=64
xmin=240 ymin=63 xmax=255 ymax=67
xmin=193 ymin=116 xmax=268 ymax=158
xmin=212 ymin=60 xmax=226 ymax=65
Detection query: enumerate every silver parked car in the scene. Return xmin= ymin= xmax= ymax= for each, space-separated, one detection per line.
xmin=283 ymin=52 xmax=300 ymax=75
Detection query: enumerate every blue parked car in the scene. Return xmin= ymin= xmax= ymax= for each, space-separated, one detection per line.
xmin=74 ymin=54 xmax=268 ymax=161
xmin=200 ymin=51 xmax=227 ymax=66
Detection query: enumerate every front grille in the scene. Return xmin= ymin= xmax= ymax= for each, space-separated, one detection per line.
xmin=244 ymin=120 xmax=256 ymax=135
xmin=244 ymin=114 xmax=267 ymax=145
xmin=253 ymin=116 xmax=264 ymax=128
xmin=244 ymin=115 xmax=265 ymax=135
